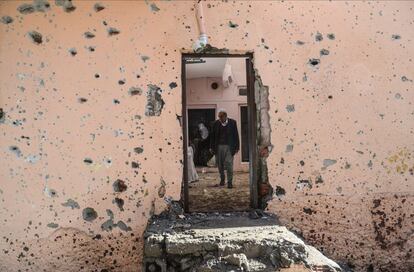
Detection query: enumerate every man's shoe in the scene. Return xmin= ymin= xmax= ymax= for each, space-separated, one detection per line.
xmin=219 ymin=181 xmax=225 ymax=186
xmin=228 ymin=184 xmax=233 ymax=189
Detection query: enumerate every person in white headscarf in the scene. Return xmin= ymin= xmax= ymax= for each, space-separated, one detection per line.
xmin=188 ymin=141 xmax=199 ymax=182
xmin=198 ymin=123 xmax=209 ymax=140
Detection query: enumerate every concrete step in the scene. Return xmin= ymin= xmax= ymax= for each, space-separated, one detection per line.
xmin=143 ymin=211 xmax=342 ymax=272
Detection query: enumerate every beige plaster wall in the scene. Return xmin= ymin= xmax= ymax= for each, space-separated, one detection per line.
xmin=0 ymin=1 xmax=413 ymax=271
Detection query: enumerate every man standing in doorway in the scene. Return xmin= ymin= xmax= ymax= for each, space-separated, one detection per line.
xmin=210 ymin=109 xmax=240 ymax=188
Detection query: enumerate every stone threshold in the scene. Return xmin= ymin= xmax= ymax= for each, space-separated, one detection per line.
xmin=143 ymin=211 xmax=342 ymax=272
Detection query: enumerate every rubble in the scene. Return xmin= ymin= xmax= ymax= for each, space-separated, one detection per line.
xmin=143 ymin=211 xmax=342 ymax=271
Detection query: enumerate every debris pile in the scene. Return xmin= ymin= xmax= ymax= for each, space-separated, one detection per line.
xmin=143 ymin=210 xmax=342 ymax=271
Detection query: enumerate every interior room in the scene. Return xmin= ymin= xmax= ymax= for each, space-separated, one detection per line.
xmin=185 ymin=57 xmax=251 ymax=212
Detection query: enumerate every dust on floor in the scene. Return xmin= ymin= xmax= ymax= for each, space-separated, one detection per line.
xmin=188 ymin=170 xmax=250 ymax=212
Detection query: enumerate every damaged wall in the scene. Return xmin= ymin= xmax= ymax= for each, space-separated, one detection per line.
xmin=0 ymin=1 xmax=413 ymax=271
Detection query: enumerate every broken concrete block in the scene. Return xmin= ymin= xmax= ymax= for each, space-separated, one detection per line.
xmin=142 ymin=257 xmax=167 ymax=272
xmin=144 ymin=235 xmax=165 ymax=258
xmin=223 ymin=253 xmax=250 ymax=271
xmin=144 ymin=213 xmax=342 ymax=271
xmin=179 ymin=257 xmax=197 ymax=271
xmin=165 ymin=234 xmax=217 ymax=255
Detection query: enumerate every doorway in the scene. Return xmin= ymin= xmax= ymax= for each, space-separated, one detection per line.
xmin=181 ymin=53 xmax=258 ymax=213
xmin=187 ymin=108 xmax=215 ymax=167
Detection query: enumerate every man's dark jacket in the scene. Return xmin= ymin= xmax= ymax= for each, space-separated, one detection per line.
xmin=210 ymin=118 xmax=240 ymax=155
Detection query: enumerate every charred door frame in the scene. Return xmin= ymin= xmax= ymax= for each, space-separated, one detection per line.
xmin=181 ymin=52 xmax=258 ymax=212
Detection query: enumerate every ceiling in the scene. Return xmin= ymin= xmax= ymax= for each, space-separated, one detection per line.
xmin=185 ymin=58 xmax=227 ymax=79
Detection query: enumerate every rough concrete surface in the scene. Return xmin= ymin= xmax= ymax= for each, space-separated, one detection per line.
xmin=143 ymin=212 xmax=342 ymax=271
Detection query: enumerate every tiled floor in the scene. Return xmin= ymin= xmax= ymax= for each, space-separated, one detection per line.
xmin=188 ymin=169 xmax=250 ymax=212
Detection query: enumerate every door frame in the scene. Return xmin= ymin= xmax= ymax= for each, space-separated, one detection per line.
xmin=181 ymin=52 xmax=258 ymax=212
xmin=238 ymin=103 xmax=249 ymax=165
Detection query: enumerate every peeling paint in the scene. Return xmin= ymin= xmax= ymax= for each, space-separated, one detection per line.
xmin=134 ymin=147 xmax=144 ymax=154
xmin=47 ymin=223 xmax=59 ymax=228
xmin=94 ymin=2 xmax=105 ymax=12
xmin=82 ymin=207 xmax=98 ymax=222
xmin=84 ymin=31 xmax=95 ymax=39
xmin=296 ymin=179 xmax=312 ymax=190
xmin=9 ymin=146 xmax=22 ymax=157
xmin=149 ymin=3 xmax=160 ymax=12
xmin=1 ymin=16 xmax=13 ymax=24
xmin=141 ymin=55 xmax=150 ymax=62
xmin=145 ymin=84 xmax=164 ymax=116
xmin=113 ymin=197 xmax=124 ymax=211
xmin=43 ymin=186 xmax=58 ymax=198
xmin=101 ymin=209 xmax=131 ymax=232
xmin=391 ymin=34 xmax=401 ymax=40
xmin=28 ymin=31 xmax=43 ymax=44
xmin=0 ymin=108 xmax=5 ymax=123
xmin=308 ymin=58 xmax=320 ymax=67
xmin=68 ymin=48 xmax=77 ymax=56
xmin=158 ymin=179 xmax=166 ymax=198
xmin=327 ymin=33 xmax=336 ymax=40
xmin=320 ymin=49 xmax=330 ymax=56
xmin=322 ymin=159 xmax=337 ymax=169
xmin=26 ymin=154 xmax=41 ymax=163
xmin=55 ymin=0 xmax=76 ymax=13
xmin=17 ymin=3 xmax=36 ymax=14
xmin=129 ymin=86 xmax=142 ymax=96
xmin=228 ymin=21 xmax=238 ymax=28
xmin=315 ymin=32 xmax=323 ymax=42
xmin=275 ymin=186 xmax=286 ymax=197
xmin=61 ymin=199 xmax=80 ymax=209
xmin=107 ymin=27 xmax=120 ymax=36
xmin=83 ymin=158 xmax=93 ymax=165
xmin=286 ymin=104 xmax=295 ymax=112
xmin=113 ymin=179 xmax=127 ymax=192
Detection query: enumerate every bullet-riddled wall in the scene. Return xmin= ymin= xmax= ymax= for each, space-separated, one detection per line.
xmin=0 ymin=1 xmax=413 ymax=272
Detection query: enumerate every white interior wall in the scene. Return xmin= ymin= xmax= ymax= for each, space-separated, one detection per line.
xmin=186 ymin=58 xmax=248 ymax=172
